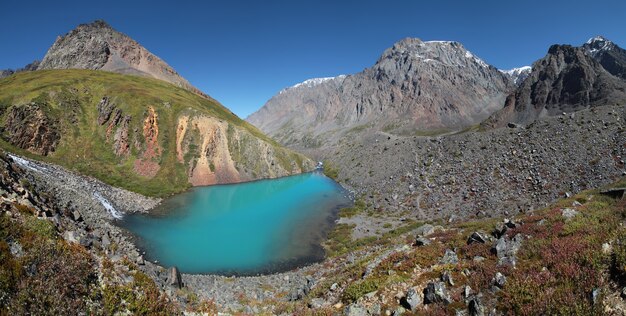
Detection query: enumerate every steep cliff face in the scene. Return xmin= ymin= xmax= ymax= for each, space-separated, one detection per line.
xmin=36 ymin=20 xmax=206 ymax=96
xmin=486 ymin=43 xmax=626 ymax=127
xmin=0 ymin=70 xmax=314 ymax=197
xmin=247 ymin=38 xmax=513 ymax=148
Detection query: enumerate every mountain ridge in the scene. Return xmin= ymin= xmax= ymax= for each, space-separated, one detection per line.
xmin=485 ymin=38 xmax=626 ymax=127
xmin=247 ymin=37 xmax=513 ymax=148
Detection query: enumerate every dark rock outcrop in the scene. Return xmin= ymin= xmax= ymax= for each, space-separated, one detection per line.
xmin=423 ymin=282 xmax=451 ymax=304
xmin=3 ymin=103 xmax=60 ymax=155
xmin=583 ymin=36 xmax=626 ymax=80
xmin=486 ymin=43 xmax=626 ymax=127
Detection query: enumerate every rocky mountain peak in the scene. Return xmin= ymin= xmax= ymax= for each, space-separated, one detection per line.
xmin=485 ymin=41 xmax=626 ymax=127
xmin=584 ymin=35 xmax=615 ymax=55
xmin=248 ymin=37 xmax=512 ymax=148
xmin=378 ymin=38 xmax=489 ymax=69
xmin=76 ymin=19 xmax=113 ymax=31
xmin=37 ymin=20 xmax=205 ymax=96
xmin=582 ymin=35 xmax=626 ymax=80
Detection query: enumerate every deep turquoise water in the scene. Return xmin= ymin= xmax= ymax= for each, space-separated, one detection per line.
xmin=119 ymin=172 xmax=351 ymax=275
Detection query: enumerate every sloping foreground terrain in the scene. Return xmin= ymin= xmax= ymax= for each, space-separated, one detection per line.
xmin=1 ymin=149 xmax=625 ymax=315
xmin=0 ymin=70 xmax=312 ymax=196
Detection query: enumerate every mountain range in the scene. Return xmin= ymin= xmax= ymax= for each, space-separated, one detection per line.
xmin=247 ymin=38 xmax=513 ymax=148
xmin=248 ymin=35 xmax=626 ymax=149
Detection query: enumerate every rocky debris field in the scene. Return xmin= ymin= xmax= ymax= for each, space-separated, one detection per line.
xmin=320 ymin=104 xmax=626 ymax=226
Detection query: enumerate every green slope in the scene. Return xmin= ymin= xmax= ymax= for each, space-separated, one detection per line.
xmin=0 ymin=70 xmax=312 ymax=197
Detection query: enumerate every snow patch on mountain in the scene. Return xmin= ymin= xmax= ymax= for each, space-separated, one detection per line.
xmin=584 ymin=36 xmax=615 ymax=57
xmin=280 ymin=75 xmax=346 ymax=94
xmin=500 ymin=66 xmax=532 ymax=85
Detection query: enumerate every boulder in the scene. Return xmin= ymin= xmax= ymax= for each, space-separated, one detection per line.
xmin=468 ymin=296 xmax=485 ymax=316
xmin=493 ymin=272 xmax=506 ymax=289
xmin=561 ymin=208 xmax=579 ymax=220
xmin=467 ymin=231 xmax=489 ymax=244
xmin=492 ymin=234 xmax=523 ymax=266
xmin=71 ymin=211 xmax=83 ymax=222
xmin=440 ymin=249 xmax=459 ymax=265
xmin=168 ymin=266 xmax=183 ymax=289
xmin=441 ymin=270 xmax=455 ymax=286
xmin=344 ymin=303 xmax=367 ymax=316
xmin=308 ymin=298 xmax=326 ymax=309
xmin=492 ymin=222 xmax=508 ymax=239
xmin=400 ymin=288 xmax=421 ymax=311
xmin=414 ymin=237 xmax=431 ymax=246
xmin=415 ymin=224 xmax=435 ymax=237
xmin=423 ymin=282 xmax=451 ymax=304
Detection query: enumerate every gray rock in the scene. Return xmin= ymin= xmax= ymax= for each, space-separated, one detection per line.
xmin=101 ymin=233 xmax=111 ymax=249
xmin=400 ymin=288 xmax=421 ymax=311
xmin=414 ymin=237 xmax=431 ymax=246
xmin=309 ymin=298 xmax=326 ymax=309
xmin=467 ymin=231 xmax=489 ymax=244
xmin=463 ymin=286 xmax=472 ymax=299
xmin=493 ymin=272 xmax=506 ymax=289
xmin=345 ymin=303 xmax=368 ymax=316
xmin=592 ymin=288 xmax=600 ymax=305
xmin=63 ymin=231 xmax=80 ymax=244
xmin=71 ymin=210 xmax=82 ymax=222
xmin=468 ymin=296 xmax=485 ymax=316
xmin=9 ymin=241 xmax=23 ymax=257
xmin=492 ymin=222 xmax=508 ymax=238
xmin=423 ymin=282 xmax=451 ymax=304
xmin=441 ymin=270 xmax=455 ymax=286
xmin=330 ymin=282 xmax=339 ymax=291
xmin=168 ymin=266 xmax=183 ymax=289
xmin=561 ymin=208 xmax=579 ymax=219
xmin=492 ymin=234 xmax=523 ymax=266
xmin=415 ymin=224 xmax=435 ymax=237
xmin=440 ymin=249 xmax=459 ymax=265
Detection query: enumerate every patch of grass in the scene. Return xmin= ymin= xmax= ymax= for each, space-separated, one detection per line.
xmin=342 ymin=278 xmax=380 ymax=303
xmin=338 ymin=198 xmax=366 ymax=218
xmin=322 ymin=160 xmax=339 ymax=180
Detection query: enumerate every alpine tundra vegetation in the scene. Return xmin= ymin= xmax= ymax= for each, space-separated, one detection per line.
xmin=2 ymin=1 xmax=626 ymax=315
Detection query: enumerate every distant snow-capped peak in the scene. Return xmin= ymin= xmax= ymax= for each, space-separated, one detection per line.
xmin=400 ymin=39 xmax=490 ymax=68
xmin=500 ymin=66 xmax=532 ymax=85
xmin=584 ymin=36 xmax=615 ymax=57
xmin=279 ymin=75 xmax=346 ymax=94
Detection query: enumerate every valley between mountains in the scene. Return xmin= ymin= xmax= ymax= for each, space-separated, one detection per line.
xmin=1 ymin=20 xmax=626 ymax=316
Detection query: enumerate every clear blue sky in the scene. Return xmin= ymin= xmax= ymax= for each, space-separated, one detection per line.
xmin=1 ymin=0 xmax=625 ymax=118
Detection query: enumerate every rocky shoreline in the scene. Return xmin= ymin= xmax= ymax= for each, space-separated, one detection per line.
xmin=4 ymin=153 xmax=322 ymax=311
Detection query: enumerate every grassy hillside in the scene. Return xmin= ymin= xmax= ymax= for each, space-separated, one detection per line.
xmin=0 ymin=70 xmax=312 ymax=197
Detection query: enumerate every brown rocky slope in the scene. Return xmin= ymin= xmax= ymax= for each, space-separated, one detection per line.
xmin=36 ymin=20 xmax=208 ymax=97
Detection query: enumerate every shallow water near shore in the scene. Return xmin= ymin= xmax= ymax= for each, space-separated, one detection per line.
xmin=118 ymin=172 xmax=351 ymax=275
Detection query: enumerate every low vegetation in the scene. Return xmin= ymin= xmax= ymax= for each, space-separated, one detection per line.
xmin=0 ymin=205 xmax=180 ymax=315
xmin=0 ymin=70 xmax=309 ymax=197
xmin=314 ymin=180 xmax=626 ymax=315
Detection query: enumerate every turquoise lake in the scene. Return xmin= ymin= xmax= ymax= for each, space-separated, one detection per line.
xmin=119 ymin=172 xmax=351 ymax=275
